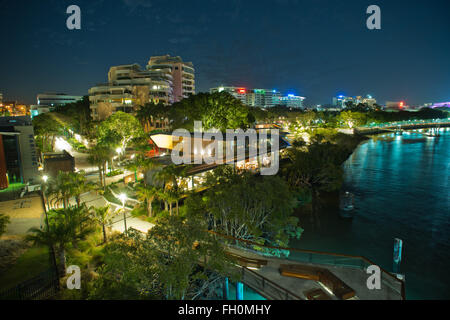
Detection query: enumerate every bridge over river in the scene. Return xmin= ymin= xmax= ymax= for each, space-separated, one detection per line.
xmin=355 ymin=118 xmax=450 ymax=135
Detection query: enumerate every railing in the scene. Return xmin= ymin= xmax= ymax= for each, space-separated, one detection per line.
xmin=358 ymin=118 xmax=450 ymax=130
xmin=240 ymin=267 xmax=302 ymax=300
xmin=0 ymin=268 xmax=59 ymax=300
xmin=209 ymin=231 xmax=406 ymax=300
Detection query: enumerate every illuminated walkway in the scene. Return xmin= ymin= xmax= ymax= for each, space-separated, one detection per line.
xmin=225 ymin=245 xmax=404 ymax=300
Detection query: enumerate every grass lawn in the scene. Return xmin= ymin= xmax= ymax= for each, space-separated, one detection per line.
xmin=0 ymin=183 xmax=26 ymax=193
xmin=0 ymin=246 xmax=50 ymax=291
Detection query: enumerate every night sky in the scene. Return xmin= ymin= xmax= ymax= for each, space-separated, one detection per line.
xmin=1 ymin=0 xmax=449 ymax=106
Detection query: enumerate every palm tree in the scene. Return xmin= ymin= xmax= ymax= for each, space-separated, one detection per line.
xmin=90 ymin=205 xmax=113 ymax=243
xmin=26 ymin=207 xmax=94 ymax=276
xmin=136 ymin=185 xmax=158 ymax=217
xmin=67 ymin=171 xmax=92 ymax=207
xmin=134 ymin=156 xmax=161 ymax=186
xmin=46 ymin=172 xmax=72 ymax=209
xmin=88 ymin=144 xmax=112 ymax=189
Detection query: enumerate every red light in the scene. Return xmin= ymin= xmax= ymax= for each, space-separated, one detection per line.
xmin=238 ymin=88 xmax=246 ymax=94
xmin=399 ymin=102 xmax=404 ymax=107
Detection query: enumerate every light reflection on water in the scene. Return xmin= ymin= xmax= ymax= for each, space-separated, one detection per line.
xmin=292 ymin=130 xmax=450 ymax=299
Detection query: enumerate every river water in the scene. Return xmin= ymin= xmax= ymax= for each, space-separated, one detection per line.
xmin=292 ymin=128 xmax=450 ymax=299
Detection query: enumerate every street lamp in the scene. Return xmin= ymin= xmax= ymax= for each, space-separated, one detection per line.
xmin=118 ymin=193 xmax=127 ymax=236
xmin=40 ymin=174 xmax=59 ymax=280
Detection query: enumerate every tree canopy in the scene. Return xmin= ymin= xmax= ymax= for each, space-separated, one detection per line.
xmin=170 ymin=92 xmax=253 ymax=131
xmin=97 ymin=111 xmax=145 ymax=152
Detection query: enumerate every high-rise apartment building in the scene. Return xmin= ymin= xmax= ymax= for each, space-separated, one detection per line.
xmin=147 ymin=55 xmax=195 ymax=102
xmin=89 ymin=55 xmax=194 ymax=120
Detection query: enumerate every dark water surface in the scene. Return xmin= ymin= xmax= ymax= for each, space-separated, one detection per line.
xmin=292 ymin=129 xmax=450 ymax=299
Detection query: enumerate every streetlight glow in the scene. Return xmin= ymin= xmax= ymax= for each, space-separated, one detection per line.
xmin=42 ymin=175 xmax=48 ymax=183
xmin=118 ymin=193 xmax=127 ymax=204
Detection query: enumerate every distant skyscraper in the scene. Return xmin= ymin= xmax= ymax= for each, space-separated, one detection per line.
xmin=275 ymin=94 xmax=305 ymax=109
xmin=332 ymin=94 xmax=376 ymax=108
xmin=209 ymin=86 xmax=301 ymax=108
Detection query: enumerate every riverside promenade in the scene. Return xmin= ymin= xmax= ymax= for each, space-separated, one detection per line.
xmin=223 ymin=242 xmax=404 ymax=300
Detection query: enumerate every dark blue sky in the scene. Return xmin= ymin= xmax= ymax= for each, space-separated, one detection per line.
xmin=0 ymin=0 xmax=449 ymax=106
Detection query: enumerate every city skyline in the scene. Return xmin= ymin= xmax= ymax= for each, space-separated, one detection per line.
xmin=0 ymin=0 xmax=449 ymax=106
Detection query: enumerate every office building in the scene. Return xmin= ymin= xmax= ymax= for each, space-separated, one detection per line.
xmin=275 ymin=94 xmax=305 ymax=109
xmin=0 ymin=116 xmax=39 ymax=189
xmin=332 ymin=94 xmax=377 ymax=109
xmin=37 ymin=93 xmax=83 ymax=107
xmin=30 ymin=93 xmax=82 ymax=118
xmin=209 ymin=87 xmax=299 ymax=108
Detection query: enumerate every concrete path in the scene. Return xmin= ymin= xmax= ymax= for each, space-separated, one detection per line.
xmin=77 ymin=191 xmax=154 ymax=234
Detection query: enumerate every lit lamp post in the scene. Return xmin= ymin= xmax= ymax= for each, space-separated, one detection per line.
xmin=40 ymin=175 xmax=59 ymax=280
xmin=118 ymin=193 xmax=127 ymax=236
xmin=42 ymin=175 xmax=50 ymax=210
xmin=116 ymin=147 xmax=122 ymax=161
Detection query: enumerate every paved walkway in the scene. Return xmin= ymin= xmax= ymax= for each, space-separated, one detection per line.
xmin=77 ymin=191 xmax=154 ymax=234
xmin=226 ymin=246 xmax=403 ymax=300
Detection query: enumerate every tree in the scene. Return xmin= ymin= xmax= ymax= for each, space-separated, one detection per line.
xmin=90 ymin=205 xmax=113 ymax=243
xmin=338 ymin=111 xmax=367 ymax=128
xmin=46 ymin=171 xmax=91 ymax=209
xmin=54 ymin=96 xmax=92 ymax=135
xmin=136 ymin=102 xmax=169 ymax=132
xmin=170 ymin=92 xmax=252 ymax=131
xmin=136 ymin=185 xmax=158 ymax=217
xmin=98 ymin=112 xmax=145 ymax=155
xmin=26 ymin=207 xmax=95 ymax=275
xmin=0 ymin=213 xmax=10 ymax=237
xmin=88 ymin=144 xmax=112 ymax=188
xmin=90 ymin=216 xmax=235 ymax=300
xmin=128 ymin=156 xmax=161 ymax=186
xmin=189 ymin=167 xmax=303 ymax=248
xmin=282 ymin=142 xmax=345 ymax=220
xmin=32 ymin=113 xmax=64 ymax=153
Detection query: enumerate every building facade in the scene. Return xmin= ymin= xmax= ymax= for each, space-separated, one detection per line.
xmin=332 ymin=94 xmax=377 ymax=108
xmin=30 ymin=93 xmax=83 ymax=118
xmin=147 ymin=55 xmax=195 ymax=102
xmin=209 ymin=87 xmax=302 ymax=108
xmin=89 ymin=55 xmax=195 ymax=120
xmin=275 ymin=94 xmax=305 ymax=109
xmin=0 ymin=116 xmax=39 ymax=189
xmin=1 ymin=101 xmax=28 ymax=116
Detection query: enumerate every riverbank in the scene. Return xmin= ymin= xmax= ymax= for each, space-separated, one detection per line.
xmin=292 ymin=128 xmax=450 ymax=299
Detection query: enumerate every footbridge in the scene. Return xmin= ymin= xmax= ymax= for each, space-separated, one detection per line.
xmin=356 ymin=118 xmax=450 ymax=135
